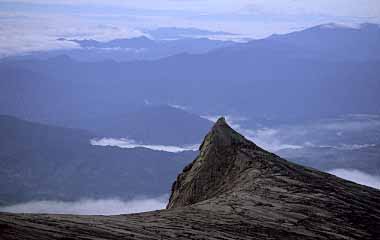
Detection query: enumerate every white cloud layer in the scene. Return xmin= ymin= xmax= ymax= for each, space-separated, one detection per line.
xmin=0 ymin=196 xmax=168 ymax=215
xmin=328 ymin=169 xmax=380 ymax=189
xmin=305 ymin=143 xmax=376 ymax=151
xmin=168 ymin=104 xmax=188 ymax=111
xmin=1 ymin=0 xmax=379 ymax=56
xmin=91 ymin=138 xmax=199 ymax=153
xmin=0 ymin=12 xmax=144 ymax=57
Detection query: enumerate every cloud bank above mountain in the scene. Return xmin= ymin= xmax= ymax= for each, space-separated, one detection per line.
xmin=1 ymin=0 xmax=379 ymax=57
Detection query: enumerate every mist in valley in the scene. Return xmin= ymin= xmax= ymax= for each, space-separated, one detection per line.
xmin=0 ymin=196 xmax=168 ymax=215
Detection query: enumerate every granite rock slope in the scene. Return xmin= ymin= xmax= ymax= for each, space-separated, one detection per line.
xmin=1 ymin=117 xmax=380 ymax=240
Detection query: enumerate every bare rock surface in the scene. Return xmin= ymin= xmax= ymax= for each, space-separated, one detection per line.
xmin=1 ymin=117 xmax=380 ymax=239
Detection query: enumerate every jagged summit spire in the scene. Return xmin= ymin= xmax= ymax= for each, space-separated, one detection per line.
xmin=211 ymin=116 xmax=236 ymax=135
xmin=214 ymin=116 xmax=227 ymax=125
xmin=199 ymin=116 xmax=250 ymax=152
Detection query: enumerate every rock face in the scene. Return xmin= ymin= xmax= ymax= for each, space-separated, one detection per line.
xmin=167 ymin=117 xmax=258 ymax=208
xmin=1 ymin=117 xmax=380 ymax=240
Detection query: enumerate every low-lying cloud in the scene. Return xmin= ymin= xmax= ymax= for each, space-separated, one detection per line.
xmin=328 ymin=169 xmax=380 ymax=189
xmin=248 ymin=128 xmax=303 ymax=152
xmin=0 ymin=196 xmax=168 ymax=215
xmin=317 ymin=114 xmax=380 ymax=131
xmin=305 ymin=143 xmax=376 ymax=151
xmin=168 ymin=104 xmax=188 ymax=111
xmin=91 ymin=138 xmax=199 ymax=153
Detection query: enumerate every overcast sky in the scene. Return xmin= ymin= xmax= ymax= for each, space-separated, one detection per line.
xmin=1 ymin=0 xmax=379 ymax=56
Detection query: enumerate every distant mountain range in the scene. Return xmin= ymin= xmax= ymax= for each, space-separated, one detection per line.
xmin=6 ymin=36 xmax=236 ymax=62
xmin=0 ymin=115 xmax=196 ymax=206
xmin=65 ymin=36 xmax=236 ymax=52
xmin=1 ymin=23 xmax=379 ymax=125
xmin=265 ymin=22 xmax=380 ymax=61
xmin=0 ymin=61 xmax=213 ymax=144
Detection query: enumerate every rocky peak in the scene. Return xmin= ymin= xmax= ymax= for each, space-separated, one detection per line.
xmin=162 ymin=119 xmax=380 ymax=238
xmin=167 ymin=117 xmax=263 ymax=209
xmin=199 ymin=117 xmax=249 ymax=149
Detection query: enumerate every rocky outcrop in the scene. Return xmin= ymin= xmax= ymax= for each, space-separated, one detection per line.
xmin=1 ymin=117 xmax=380 ymax=239
xmin=167 ymin=117 xmax=260 ymax=209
